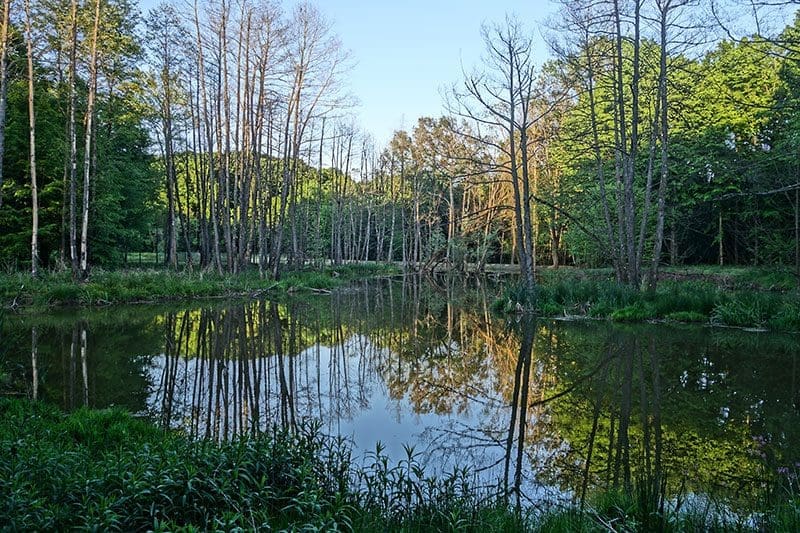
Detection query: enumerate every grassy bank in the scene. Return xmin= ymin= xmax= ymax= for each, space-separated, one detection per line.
xmin=493 ymin=268 xmax=800 ymax=332
xmin=1 ymin=398 xmax=796 ymax=531
xmin=0 ymin=398 xmax=520 ymax=531
xmin=0 ymin=263 xmax=399 ymax=309
xmin=533 ymin=265 xmax=800 ymax=292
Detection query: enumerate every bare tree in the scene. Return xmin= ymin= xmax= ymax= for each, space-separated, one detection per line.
xmin=271 ymin=2 xmax=350 ymax=279
xmin=147 ymin=2 xmax=188 ymax=269
xmin=647 ymin=0 xmax=696 ymax=288
xmin=449 ymin=17 xmax=545 ymax=293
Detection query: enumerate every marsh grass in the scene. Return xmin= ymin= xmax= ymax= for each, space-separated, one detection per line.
xmin=2 ymin=398 xmax=797 ymax=531
xmin=0 ymin=263 xmax=399 ymax=309
xmin=0 ymin=399 xmax=523 ymax=531
xmin=493 ymin=276 xmax=800 ymax=332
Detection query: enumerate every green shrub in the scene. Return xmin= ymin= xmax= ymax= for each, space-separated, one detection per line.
xmin=768 ymin=300 xmax=800 ymax=332
xmin=648 ymin=282 xmax=719 ymax=317
xmin=492 ymin=282 xmax=537 ymax=314
xmin=665 ymin=311 xmax=707 ymax=323
xmin=610 ymin=303 xmax=657 ymax=322
xmin=710 ymin=293 xmax=781 ymax=328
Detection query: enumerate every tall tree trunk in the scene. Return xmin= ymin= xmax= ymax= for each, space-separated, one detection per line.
xmin=25 ymin=0 xmax=38 ymax=277
xmin=271 ymin=106 xmax=293 ymax=279
xmin=80 ymin=0 xmax=101 ymax=279
xmin=648 ymin=4 xmax=671 ymax=290
xmin=68 ymin=0 xmax=79 ymax=277
xmin=31 ymin=326 xmax=38 ymax=399
xmin=586 ymin=44 xmax=619 ymax=280
xmin=794 ymin=187 xmax=798 ymax=286
xmin=316 ymin=118 xmax=325 ymax=265
xmin=162 ymin=70 xmax=178 ymax=269
xmin=194 ymin=0 xmax=222 ymax=273
xmin=550 ymin=209 xmax=561 ymax=268
xmin=0 ymin=0 xmax=11 ymax=209
xmin=718 ymin=209 xmax=724 ymax=266
xmin=387 ymin=159 xmax=397 ymax=263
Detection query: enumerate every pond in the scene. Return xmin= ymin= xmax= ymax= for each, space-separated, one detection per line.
xmin=3 ymin=276 xmax=799 ymax=515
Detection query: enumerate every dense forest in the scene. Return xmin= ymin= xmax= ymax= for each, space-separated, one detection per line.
xmin=1 ymin=0 xmax=798 ymax=286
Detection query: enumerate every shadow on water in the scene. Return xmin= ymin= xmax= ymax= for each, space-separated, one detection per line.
xmin=2 ymin=275 xmax=799 ymax=515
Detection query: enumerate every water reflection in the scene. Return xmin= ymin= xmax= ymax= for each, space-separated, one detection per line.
xmin=148 ymin=299 xmax=372 ymax=440
xmin=3 ymin=278 xmax=799 ymax=512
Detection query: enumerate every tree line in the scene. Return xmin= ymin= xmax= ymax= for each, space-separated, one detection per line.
xmin=0 ymin=0 xmax=798 ymax=287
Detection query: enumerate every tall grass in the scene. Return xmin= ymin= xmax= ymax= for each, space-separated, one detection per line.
xmin=0 ymin=263 xmax=400 ymax=309
xmin=0 ymin=399 xmax=522 ymax=531
xmin=2 ymin=398 xmax=797 ymax=531
xmin=493 ymin=277 xmax=800 ymax=332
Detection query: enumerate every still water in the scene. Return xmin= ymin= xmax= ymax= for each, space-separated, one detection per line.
xmin=3 ymin=276 xmax=799 ymax=513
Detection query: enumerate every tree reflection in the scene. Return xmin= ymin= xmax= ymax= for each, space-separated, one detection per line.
xmin=504 ymin=314 xmax=534 ymax=507
xmin=4 ymin=278 xmax=798 ymax=513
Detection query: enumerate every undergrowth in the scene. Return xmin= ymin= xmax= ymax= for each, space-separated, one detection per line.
xmin=0 ymin=263 xmax=399 ymax=309
xmin=1 ymin=398 xmax=796 ymax=531
xmin=492 ymin=278 xmax=800 ymax=332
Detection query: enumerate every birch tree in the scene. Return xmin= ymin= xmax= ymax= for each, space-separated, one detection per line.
xmin=0 ymin=0 xmax=11 ymax=210
xmin=79 ymin=0 xmax=101 ymax=279
xmin=24 ymin=0 xmax=38 ymax=276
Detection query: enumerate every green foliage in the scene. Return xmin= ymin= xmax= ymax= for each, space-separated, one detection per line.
xmin=610 ymin=303 xmax=656 ymax=322
xmin=491 ymin=269 xmax=799 ymax=331
xmin=534 ymin=509 xmax=600 ymax=532
xmin=665 ymin=311 xmax=707 ymax=323
xmin=0 ymin=0 xmax=156 ymax=270
xmin=534 ymin=279 xmax=638 ymax=318
xmin=0 ymin=398 xmax=529 ymax=531
xmin=710 ymin=293 xmax=779 ymax=328
xmin=0 ymin=398 xmax=356 ymax=530
xmin=708 ymin=291 xmax=800 ymax=331
xmin=491 ymin=281 xmax=537 ymax=314
xmin=768 ymin=301 xmax=800 ymax=332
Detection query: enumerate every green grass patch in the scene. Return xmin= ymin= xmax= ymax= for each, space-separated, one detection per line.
xmin=492 ymin=271 xmax=800 ymax=331
xmin=610 ymin=303 xmax=656 ymax=322
xmin=0 ymin=263 xmax=401 ymax=309
xmin=665 ymin=311 xmax=707 ymax=323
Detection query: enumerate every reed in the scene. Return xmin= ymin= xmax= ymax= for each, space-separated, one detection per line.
xmin=2 ymin=398 xmax=796 ymax=531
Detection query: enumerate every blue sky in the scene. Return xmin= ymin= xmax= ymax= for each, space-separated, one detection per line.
xmin=319 ymin=0 xmax=558 ymax=145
